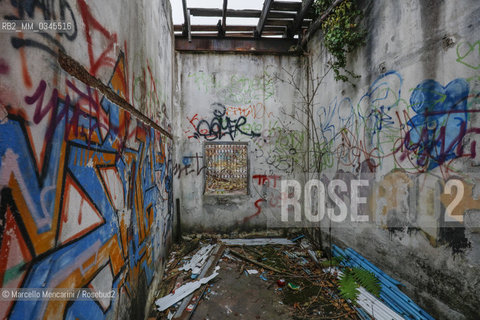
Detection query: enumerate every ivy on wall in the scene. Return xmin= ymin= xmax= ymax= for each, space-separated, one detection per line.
xmin=314 ymin=0 xmax=366 ymax=83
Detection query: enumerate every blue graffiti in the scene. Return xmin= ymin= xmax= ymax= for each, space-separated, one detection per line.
xmin=358 ymin=71 xmax=403 ymax=150
xmin=405 ymin=78 xmax=470 ymax=170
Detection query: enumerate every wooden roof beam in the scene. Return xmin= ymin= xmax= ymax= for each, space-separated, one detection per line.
xmin=176 ymin=31 xmax=286 ymax=38
xmin=256 ymin=0 xmax=275 ymax=38
xmin=174 ymin=25 xmax=287 ymax=32
xmin=271 ymin=1 xmax=302 ymax=11
xmin=189 ymin=8 xmax=260 ymax=18
xmin=287 ymin=0 xmax=315 ymax=38
xmin=188 ymin=8 xmax=299 ymax=19
xmin=265 ymin=18 xmax=310 ymax=27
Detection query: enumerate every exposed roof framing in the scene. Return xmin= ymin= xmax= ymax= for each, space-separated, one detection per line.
xmin=288 ymin=0 xmax=315 ymax=38
xmin=175 ymin=0 xmax=339 ymax=54
xmin=176 ymin=1 xmax=316 ymax=39
xmin=256 ymin=0 xmax=274 ymax=38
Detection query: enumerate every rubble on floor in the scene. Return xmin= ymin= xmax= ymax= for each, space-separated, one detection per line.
xmin=150 ymin=235 xmax=432 ymax=320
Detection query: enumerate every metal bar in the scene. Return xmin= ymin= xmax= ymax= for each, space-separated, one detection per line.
xmin=175 ymin=37 xmax=300 ymax=54
xmin=222 ymin=0 xmax=228 ymax=29
xmin=187 ymin=9 xmax=192 ymax=42
xmin=57 ymin=51 xmax=173 ymax=140
xmin=288 ymin=0 xmax=315 ymax=38
xmin=182 ymin=0 xmax=189 ymax=36
xmin=257 ymin=0 xmax=274 ymax=37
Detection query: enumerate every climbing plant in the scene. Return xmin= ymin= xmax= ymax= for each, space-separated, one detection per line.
xmin=314 ymin=0 xmax=366 ymax=83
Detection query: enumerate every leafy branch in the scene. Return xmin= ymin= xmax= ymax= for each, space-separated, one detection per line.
xmin=314 ymin=0 xmax=366 ymax=83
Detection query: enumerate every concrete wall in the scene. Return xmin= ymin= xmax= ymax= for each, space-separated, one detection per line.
xmin=0 ymin=0 xmax=174 ymax=319
xmin=174 ymin=53 xmax=305 ymax=232
xmin=306 ymin=0 xmax=480 ymax=319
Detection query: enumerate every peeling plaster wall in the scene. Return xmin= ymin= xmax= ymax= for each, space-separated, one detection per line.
xmin=306 ymin=0 xmax=480 ymax=318
xmin=0 ymin=0 xmax=174 ymax=319
xmin=174 ymin=53 xmax=305 ymax=233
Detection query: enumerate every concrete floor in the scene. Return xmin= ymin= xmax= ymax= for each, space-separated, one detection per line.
xmin=191 ymin=259 xmax=292 ymax=320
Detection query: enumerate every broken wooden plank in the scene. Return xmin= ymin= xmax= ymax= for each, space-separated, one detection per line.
xmin=155 ymin=268 xmax=220 ymax=312
xmin=179 ymin=244 xmax=215 ymax=275
xmin=229 ymin=249 xmax=287 ymax=275
xmin=221 ymin=238 xmax=295 ymax=246
xmin=174 ymin=246 xmax=225 ymax=319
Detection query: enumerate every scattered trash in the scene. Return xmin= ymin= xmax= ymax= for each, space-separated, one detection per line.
xmin=230 ymin=249 xmax=286 ymax=274
xmin=221 ymin=238 xmax=295 ymax=246
xmin=155 ymin=236 xmax=431 ymax=320
xmin=155 ymin=267 xmax=219 ymax=311
xmin=302 ymin=267 xmax=312 ymax=275
xmin=290 ymin=235 xmax=305 ymax=242
xmin=179 ymin=244 xmax=216 ymax=276
xmin=287 ymin=283 xmax=300 ymax=290
xmin=284 ymin=251 xmax=298 ymax=259
xmin=259 ymin=272 xmax=268 ymax=281
xmin=299 ymin=257 xmax=309 ymax=265
xmin=307 ymin=250 xmax=319 ymax=264
xmin=225 ymin=305 xmax=232 ymax=314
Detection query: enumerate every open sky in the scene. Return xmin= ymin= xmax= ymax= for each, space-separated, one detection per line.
xmin=171 ymin=0 xmax=265 ymax=26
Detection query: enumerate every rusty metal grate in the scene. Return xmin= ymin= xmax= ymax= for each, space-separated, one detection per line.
xmin=204 ymin=142 xmax=248 ymax=195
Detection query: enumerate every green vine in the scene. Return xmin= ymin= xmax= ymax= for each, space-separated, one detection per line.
xmin=314 ymin=0 xmax=366 ymax=83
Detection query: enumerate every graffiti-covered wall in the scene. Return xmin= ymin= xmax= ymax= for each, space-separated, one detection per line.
xmin=0 ymin=0 xmax=174 ymax=319
xmin=306 ymin=0 xmax=480 ymax=318
xmin=174 ymin=53 xmax=305 ymax=231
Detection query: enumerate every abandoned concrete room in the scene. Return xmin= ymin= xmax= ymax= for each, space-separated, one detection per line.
xmin=0 ymin=0 xmax=479 ymax=319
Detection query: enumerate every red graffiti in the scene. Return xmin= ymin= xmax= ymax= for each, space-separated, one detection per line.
xmin=78 ymin=0 xmax=117 ymax=77
xmin=252 ymin=174 xmax=281 ymax=188
xmin=243 ymin=199 xmax=266 ymax=223
xmin=0 ymin=58 xmax=9 ymax=75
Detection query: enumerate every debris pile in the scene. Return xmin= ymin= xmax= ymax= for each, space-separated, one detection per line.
xmin=151 ymin=236 xmax=433 ymax=320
